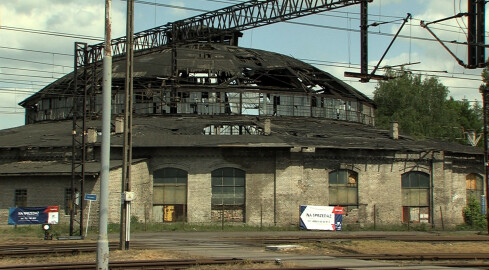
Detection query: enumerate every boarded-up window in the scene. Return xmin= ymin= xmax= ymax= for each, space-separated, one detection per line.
xmin=153 ymin=168 xmax=187 ymax=222
xmin=466 ymin=173 xmax=483 ymax=203
xmin=15 ymin=189 xmax=27 ymax=207
xmin=401 ymin=172 xmax=430 ymax=223
xmin=329 ymin=170 xmax=358 ymax=208
xmin=211 ymin=168 xmax=245 ymax=222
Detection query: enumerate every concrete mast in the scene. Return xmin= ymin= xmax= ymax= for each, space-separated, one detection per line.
xmin=97 ymin=0 xmax=112 ymax=268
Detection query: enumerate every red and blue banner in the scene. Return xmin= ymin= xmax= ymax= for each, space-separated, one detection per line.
xmin=8 ymin=206 xmax=59 ymax=225
xmin=300 ymin=205 xmax=343 ymax=231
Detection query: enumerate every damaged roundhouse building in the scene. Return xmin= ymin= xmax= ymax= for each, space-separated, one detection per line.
xmin=0 ymin=41 xmax=484 ymax=229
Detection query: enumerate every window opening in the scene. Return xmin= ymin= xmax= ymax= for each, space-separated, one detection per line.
xmin=466 ymin=173 xmax=483 ymax=204
xmin=401 ymin=171 xmax=430 ymax=223
xmin=203 ymin=124 xmax=263 ymax=135
xmin=153 ymin=168 xmax=188 ymax=222
xmin=15 ymin=189 xmax=27 ymax=208
xmin=329 ymin=170 xmax=358 ymax=212
xmin=211 ymin=168 xmax=245 ymax=222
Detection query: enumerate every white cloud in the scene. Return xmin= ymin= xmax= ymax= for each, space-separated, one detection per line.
xmin=0 ymin=0 xmax=127 ymax=128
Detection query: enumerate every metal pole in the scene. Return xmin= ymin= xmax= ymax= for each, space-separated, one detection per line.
xmin=360 ymin=0 xmax=368 ymax=78
xmin=481 ymin=85 xmax=489 ymax=235
xmin=121 ymin=0 xmax=134 ymax=251
xmin=97 ymin=0 xmax=111 ymax=268
xmin=85 ymin=200 xmax=92 ymax=237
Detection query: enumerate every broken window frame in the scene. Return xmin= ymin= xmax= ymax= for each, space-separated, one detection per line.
xmin=202 ymin=124 xmax=263 ymax=135
xmin=466 ymin=173 xmax=484 ymax=204
xmin=401 ymin=171 xmax=430 ymax=223
xmin=153 ymin=167 xmax=188 ymax=222
xmin=211 ymin=167 xmax=246 ymax=222
xmin=328 ymin=169 xmax=358 ymax=211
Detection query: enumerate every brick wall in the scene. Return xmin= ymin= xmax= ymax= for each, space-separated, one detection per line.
xmin=0 ymin=148 xmax=480 ymax=229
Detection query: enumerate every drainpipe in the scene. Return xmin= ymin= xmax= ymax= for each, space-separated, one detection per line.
xmin=273 ymin=151 xmax=277 ymax=226
xmin=430 ymin=152 xmax=435 ymax=228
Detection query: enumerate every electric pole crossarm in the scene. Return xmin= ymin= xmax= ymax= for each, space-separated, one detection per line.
xmin=419 ymin=0 xmax=486 ymax=69
xmin=420 ymin=21 xmax=467 ymax=68
xmin=344 ymin=13 xmax=410 ymax=82
xmin=370 ymin=13 xmax=411 ymax=77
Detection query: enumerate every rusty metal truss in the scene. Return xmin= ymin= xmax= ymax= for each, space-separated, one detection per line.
xmin=76 ymin=0 xmax=370 ymax=65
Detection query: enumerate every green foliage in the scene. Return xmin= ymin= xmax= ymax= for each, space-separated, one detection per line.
xmin=374 ymin=69 xmax=483 ymax=143
xmin=462 ymin=196 xmax=487 ymax=229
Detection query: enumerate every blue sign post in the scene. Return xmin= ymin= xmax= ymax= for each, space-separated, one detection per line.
xmin=85 ymin=194 xmax=97 ymax=201
xmin=84 ymin=194 xmax=97 ymax=236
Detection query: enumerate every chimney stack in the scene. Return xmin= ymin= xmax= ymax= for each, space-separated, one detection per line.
xmin=390 ymin=122 xmax=399 ymax=140
xmin=86 ymin=128 xmax=98 ymax=143
xmin=264 ymin=118 xmax=271 ymax=135
xmin=115 ymin=116 xmax=123 ymax=134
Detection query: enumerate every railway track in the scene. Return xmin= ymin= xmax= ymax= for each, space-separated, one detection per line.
xmin=2 ymin=233 xmax=489 ymax=269
xmin=235 ymin=233 xmax=489 ymax=244
xmin=2 ymin=257 xmax=489 ymax=270
xmin=0 ymin=242 xmax=119 ymax=257
xmin=0 ymin=258 xmax=263 ymax=270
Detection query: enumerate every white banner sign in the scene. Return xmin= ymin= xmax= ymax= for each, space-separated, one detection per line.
xmin=300 ymin=205 xmax=343 ymax=231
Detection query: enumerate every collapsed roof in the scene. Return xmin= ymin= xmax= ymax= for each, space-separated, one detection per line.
xmin=19 ymin=43 xmax=375 ymax=126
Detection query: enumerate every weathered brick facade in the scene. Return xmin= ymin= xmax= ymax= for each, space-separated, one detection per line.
xmin=0 ymin=117 xmax=483 ymax=230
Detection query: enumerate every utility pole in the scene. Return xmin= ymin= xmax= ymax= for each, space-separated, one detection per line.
xmin=360 ymin=0 xmax=368 ymax=80
xmin=121 ymin=0 xmax=134 ymax=251
xmin=97 ymin=0 xmax=112 ymax=268
xmin=481 ymin=85 xmax=489 ymax=235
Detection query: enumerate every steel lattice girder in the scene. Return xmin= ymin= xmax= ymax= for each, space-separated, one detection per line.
xmin=78 ymin=0 xmax=369 ymax=66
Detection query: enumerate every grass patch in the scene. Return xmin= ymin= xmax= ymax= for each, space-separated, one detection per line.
xmin=108 ymin=219 xmax=301 ymax=234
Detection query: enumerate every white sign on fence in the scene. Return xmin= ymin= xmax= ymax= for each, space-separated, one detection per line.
xmin=299 ymin=205 xmax=343 ymax=231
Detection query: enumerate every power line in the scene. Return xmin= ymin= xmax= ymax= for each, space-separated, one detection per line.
xmin=0 ymin=1 xmax=483 ymax=65
xmin=0 ymin=111 xmax=25 ymax=115
xmin=0 ymin=88 xmax=38 ymax=94
xmin=1 ymin=25 xmax=103 ymax=41
xmin=0 ymin=73 xmax=62 ymax=80
xmin=0 ymin=56 xmax=71 ymax=68
xmin=0 ymin=78 xmax=56 ymax=85
xmin=0 ymin=45 xmax=73 ymax=57
xmin=129 ymin=0 xmax=208 ymax=12
xmin=0 ymin=66 xmax=67 ymax=75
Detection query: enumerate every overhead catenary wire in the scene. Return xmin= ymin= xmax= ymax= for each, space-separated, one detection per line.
xmin=0 ymin=25 xmax=104 ymax=41
xmin=0 ymin=1 xmax=485 ymax=97
xmin=0 ymin=46 xmax=73 ymax=57
xmin=0 ymin=66 xmax=68 ymax=75
xmin=0 ymin=56 xmax=71 ymax=69
xmin=0 ymin=73 xmax=62 ymax=80
xmin=0 ymin=1 xmax=485 ymax=69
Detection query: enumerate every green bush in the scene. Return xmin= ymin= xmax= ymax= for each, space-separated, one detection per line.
xmin=462 ymin=196 xmax=487 ymax=229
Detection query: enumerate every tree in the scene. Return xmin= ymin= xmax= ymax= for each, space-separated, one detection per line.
xmin=373 ymin=70 xmax=482 ymax=143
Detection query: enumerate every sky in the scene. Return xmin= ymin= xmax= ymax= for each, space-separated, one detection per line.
xmin=0 ymin=0 xmax=487 ymax=130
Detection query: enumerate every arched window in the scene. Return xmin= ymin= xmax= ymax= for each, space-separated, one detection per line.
xmin=401 ymin=171 xmax=430 ymax=223
xmin=466 ymin=173 xmax=484 ymax=203
xmin=153 ymin=168 xmax=187 ymax=222
xmin=328 ymin=170 xmax=358 ymax=211
xmin=211 ymin=168 xmax=245 ymax=222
